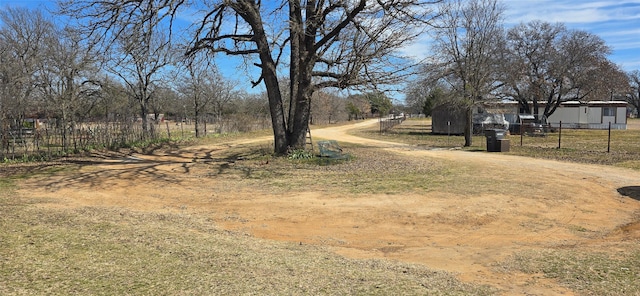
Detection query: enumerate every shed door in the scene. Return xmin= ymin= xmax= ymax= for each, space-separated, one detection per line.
xmin=578 ymin=106 xmax=588 ymax=124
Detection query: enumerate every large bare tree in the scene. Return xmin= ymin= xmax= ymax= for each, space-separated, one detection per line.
xmin=61 ymin=0 xmax=440 ymax=154
xmin=112 ymin=23 xmax=174 ymax=139
xmin=577 ymin=59 xmax=628 ymax=102
xmin=504 ymin=21 xmax=613 ymax=122
xmin=429 ymin=0 xmax=506 ymax=146
xmin=190 ymin=0 xmax=441 ymax=153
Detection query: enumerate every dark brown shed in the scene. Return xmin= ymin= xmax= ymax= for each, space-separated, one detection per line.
xmin=431 ymin=103 xmax=467 ymax=135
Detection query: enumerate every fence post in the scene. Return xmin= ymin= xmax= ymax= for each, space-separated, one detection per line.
xmin=520 ymin=120 xmax=523 ymax=146
xmin=607 ymin=121 xmax=611 ymax=153
xmin=558 ymin=121 xmax=562 ymax=149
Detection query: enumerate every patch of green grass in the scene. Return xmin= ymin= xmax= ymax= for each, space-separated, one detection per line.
xmin=0 ymin=200 xmax=496 ymax=295
xmin=500 ymin=247 xmax=640 ymax=296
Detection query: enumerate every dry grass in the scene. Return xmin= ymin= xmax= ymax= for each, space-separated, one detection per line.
xmin=359 ymin=118 xmax=640 ymax=169
xmin=351 ymin=118 xmax=640 ymax=294
xmin=498 ymin=246 xmax=640 ymax=296
xmin=0 ymin=181 xmax=495 ymax=295
xmin=192 ymin=141 xmax=515 ymax=197
xmin=2 ymin=120 xmax=640 ymax=295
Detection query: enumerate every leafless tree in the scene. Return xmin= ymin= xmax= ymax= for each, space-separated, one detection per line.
xmin=404 ymin=63 xmax=456 ymax=117
xmin=60 ymin=0 xmax=179 ymax=139
xmin=194 ymin=0 xmax=442 ymax=153
xmin=92 ymin=75 xmax=131 ymax=122
xmin=429 ymin=0 xmax=506 ymax=146
xmin=404 ymin=80 xmax=432 ymax=115
xmin=627 ymin=70 xmax=640 ymax=116
xmin=61 ymin=0 xmax=442 ymax=154
xmin=504 ymin=21 xmax=613 ymax=122
xmin=114 ymin=30 xmax=174 ymax=138
xmin=0 ymin=7 xmax=52 ymax=128
xmin=346 ymin=93 xmax=372 ymax=120
xmin=236 ymin=92 xmax=270 ymax=121
xmin=0 ymin=7 xmax=60 ymax=157
xmin=37 ymin=26 xmax=99 ymax=125
xmin=578 ymin=59 xmax=628 ymax=101
xmin=177 ymin=56 xmax=236 ymax=137
xmin=311 ymin=91 xmax=345 ymax=124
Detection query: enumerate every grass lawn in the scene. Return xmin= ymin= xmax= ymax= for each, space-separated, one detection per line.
xmin=359 ymin=117 xmax=640 ymax=169
xmin=0 ymin=172 xmax=494 ymax=295
xmin=1 ymin=119 xmax=639 ymax=295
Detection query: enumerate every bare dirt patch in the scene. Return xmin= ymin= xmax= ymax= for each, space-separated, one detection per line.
xmin=15 ymin=119 xmax=640 ymax=295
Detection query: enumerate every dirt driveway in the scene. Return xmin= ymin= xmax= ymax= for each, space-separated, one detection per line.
xmin=18 ymin=119 xmax=640 ymax=295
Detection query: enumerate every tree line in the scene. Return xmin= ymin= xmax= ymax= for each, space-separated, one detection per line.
xmin=0 ymin=4 xmax=403 ymax=159
xmin=405 ymin=0 xmax=638 ymax=146
xmin=2 ymin=0 xmax=637 ymax=155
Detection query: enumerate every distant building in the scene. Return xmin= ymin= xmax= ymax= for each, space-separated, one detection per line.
xmin=431 ymin=102 xmax=509 ymax=135
xmin=431 ymin=103 xmax=466 ymax=134
xmin=545 ymin=101 xmax=627 ymax=130
xmin=431 ymin=100 xmax=628 ymax=134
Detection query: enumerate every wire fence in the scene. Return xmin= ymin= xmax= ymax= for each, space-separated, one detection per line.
xmin=0 ymin=116 xmax=270 ymax=162
xmin=379 ymin=116 xmax=406 ymax=133
xmin=512 ymin=121 xmax=629 ymax=153
xmin=378 ymin=119 xmax=640 ymax=165
xmin=1 ymin=121 xmax=151 ymax=161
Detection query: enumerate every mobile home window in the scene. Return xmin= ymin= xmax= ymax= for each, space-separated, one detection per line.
xmin=603 ymin=107 xmax=616 ymax=116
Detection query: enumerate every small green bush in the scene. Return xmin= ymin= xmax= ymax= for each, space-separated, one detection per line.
xmin=287 ymin=149 xmax=314 ymax=160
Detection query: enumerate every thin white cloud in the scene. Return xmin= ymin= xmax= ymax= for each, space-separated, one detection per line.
xmin=505 ymin=0 xmax=640 ymax=24
xmin=395 ymin=0 xmax=640 ymax=71
xmin=503 ymin=0 xmax=640 ymax=70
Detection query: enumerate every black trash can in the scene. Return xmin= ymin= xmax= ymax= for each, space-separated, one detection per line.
xmin=485 ymin=129 xmax=508 ymax=152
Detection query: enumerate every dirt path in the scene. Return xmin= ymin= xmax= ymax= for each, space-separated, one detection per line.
xmin=18 ymin=119 xmax=640 ymax=295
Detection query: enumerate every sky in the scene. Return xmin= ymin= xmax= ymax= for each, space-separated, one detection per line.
xmin=1 ymin=0 xmax=639 ymax=94
xmin=504 ymin=0 xmax=640 ymax=70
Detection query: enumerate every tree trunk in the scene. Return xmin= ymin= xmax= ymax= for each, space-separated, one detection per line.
xmin=194 ymin=99 xmax=201 ymax=138
xmin=258 ymin=51 xmax=287 ymax=154
xmin=288 ymin=87 xmax=312 ymax=149
xmin=264 ymin=74 xmax=288 ymax=154
xmin=140 ymin=99 xmax=149 ymax=140
xmin=464 ymin=106 xmax=473 ymax=147
xmin=286 ymin=2 xmax=315 ymax=150
xmin=288 ymin=1 xmax=301 ymax=140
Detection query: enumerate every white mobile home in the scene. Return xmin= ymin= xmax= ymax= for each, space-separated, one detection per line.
xmin=546 ymin=101 xmax=627 ymax=130
xmin=431 ymin=100 xmax=628 ymax=134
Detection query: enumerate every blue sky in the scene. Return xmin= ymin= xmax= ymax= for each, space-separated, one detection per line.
xmin=2 ymin=0 xmax=639 ymax=93
xmin=505 ymin=0 xmax=640 ymax=70
xmin=400 ymin=1 xmax=640 ymax=71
